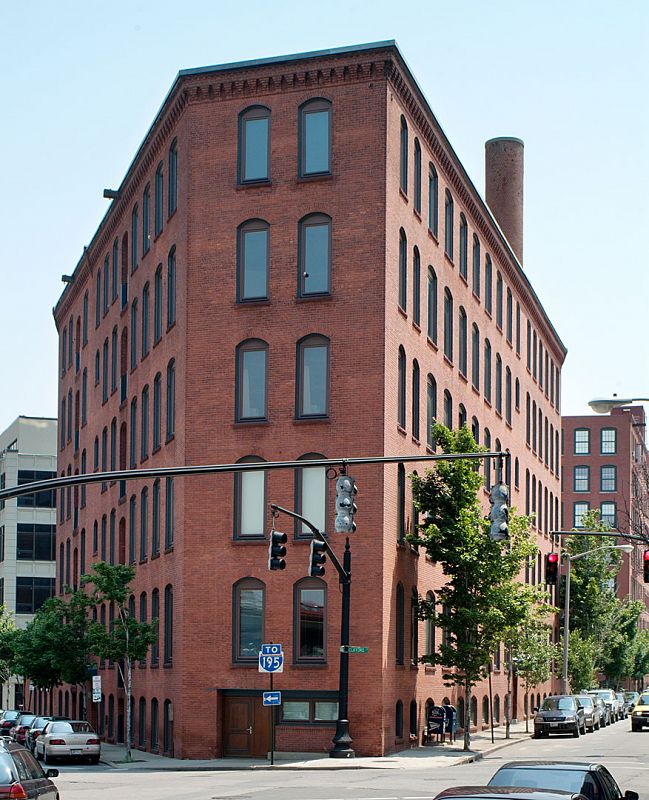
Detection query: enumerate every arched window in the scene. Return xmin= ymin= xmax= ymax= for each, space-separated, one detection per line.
xmin=150 ymin=699 xmax=159 ymax=750
xmin=128 ymin=495 xmax=136 ymax=565
xmin=443 ymin=288 xmax=453 ymax=361
xmin=525 ymin=470 xmax=530 ymax=515
xmin=103 ymin=256 xmax=109 ymax=313
xmin=496 ymin=272 xmax=503 ymax=328
xmin=165 ymin=477 xmax=174 ymax=549
xmin=426 ymin=374 xmax=437 ymax=450
xmin=484 ymin=255 xmax=493 ymax=314
xmin=236 ymin=339 xmax=268 ymax=422
xmin=234 ymin=578 xmax=265 ymax=661
xmin=168 ymin=139 xmax=178 ymax=215
xmin=296 ymin=334 xmax=330 ymax=418
xmin=471 ymin=323 xmax=480 ymax=390
xmin=471 ymin=416 xmax=480 ymax=444
xmin=472 ymin=234 xmax=481 ymax=297
xmin=299 ymin=98 xmax=331 ymax=177
xmin=443 ymin=390 xmax=452 ymax=429
xmin=396 ymin=582 xmax=404 ymax=664
xmin=295 ymin=453 xmax=327 ymax=537
xmin=152 ymin=479 xmax=161 ymax=556
xmin=482 ymin=696 xmax=489 ymax=725
xmin=95 ymin=270 xmax=101 ymax=327
xmin=533 ymin=330 xmax=538 ymax=379
xmin=411 ymin=360 xmax=420 ymax=440
xmin=167 ymin=246 xmax=176 ymax=326
xmin=484 ymin=429 xmax=492 ymax=489
xmin=412 ymin=247 xmax=420 ymax=325
xmin=395 ymin=700 xmax=403 ymax=739
xmin=131 ymin=204 xmax=139 ymax=272
xmin=494 ymin=695 xmax=501 ymax=724
xmin=234 ymin=456 xmax=267 ymax=539
xmin=515 ymin=377 xmax=520 ymax=411
xmin=112 ymin=238 xmax=119 ymax=302
xmin=506 ymin=288 xmax=513 ymax=342
xmin=151 ymin=588 xmax=160 ymax=666
xmin=138 ymin=387 xmax=148 ymax=465
xmin=142 ymin=184 xmax=150 ymax=256
xmin=294 ymin=577 xmax=326 ymax=662
xmin=484 ymin=339 xmax=492 ymax=402
xmin=166 ymin=359 xmax=175 ymax=440
xmin=410 ymin=588 xmax=419 ymax=665
xmin=110 ymin=328 xmax=118 ymax=394
xmin=397 ymin=346 xmax=406 ymax=428
xmin=428 ymin=164 xmax=438 ymax=236
xmin=458 ymin=214 xmax=468 ymax=279
xmin=427 ymin=267 xmax=437 ymax=344
xmin=154 ymin=265 xmax=163 ymax=344
xmin=398 ymin=228 xmax=407 ymax=311
xmin=457 ymin=697 xmax=465 ymax=729
xmin=239 ymin=106 xmax=270 ymax=183
xmin=505 ymin=367 xmax=512 ymax=424
xmin=237 ymin=219 xmax=269 ymax=302
xmin=299 ymin=213 xmax=331 ymax=297
xmin=471 ymin=697 xmax=478 ymax=730
xmin=399 ymin=116 xmax=408 ymax=193
xmin=526 ymin=393 xmax=531 ymax=444
xmin=410 ymin=699 xmax=418 ymax=736
xmin=130 ymin=299 xmax=138 ymax=370
xmin=153 ymin=373 xmax=162 ymax=450
xmin=163 ymin=700 xmax=172 ymax=755
xmin=397 ymin=463 xmax=406 ymax=542
xmin=120 ymin=233 xmax=129 ymax=309
xmin=444 ymin=190 xmax=454 ymax=258
xmin=458 ymin=307 xmax=467 ymax=376
xmin=155 ymin=162 xmax=164 ymax=236
xmin=82 ymin=291 xmax=89 ymax=345
xmin=495 ymin=354 xmax=503 ymax=415
xmin=413 ymin=139 xmax=421 ymax=213
xmin=425 ymin=591 xmax=436 ymax=657
xmin=458 ymin=403 xmax=467 ymax=429
xmin=532 ymin=400 xmax=537 ymax=451
xmin=514 ymin=457 xmax=520 ymax=489
xmin=163 ymin=584 xmax=173 ymax=665
xmin=142 ymin=283 xmax=150 ymax=357
xmin=138 ymin=697 xmax=146 ymax=747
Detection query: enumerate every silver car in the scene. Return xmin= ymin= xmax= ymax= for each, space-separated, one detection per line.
xmin=35 ymin=720 xmax=100 ymax=764
xmin=588 ymin=689 xmax=618 ymax=722
xmin=615 ymin=691 xmax=628 ymax=719
xmin=575 ymin=694 xmax=599 ymax=732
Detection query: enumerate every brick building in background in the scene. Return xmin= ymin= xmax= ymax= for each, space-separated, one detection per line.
xmin=52 ymin=41 xmax=566 ymax=758
xmin=562 ymin=407 xmax=649 ymax=629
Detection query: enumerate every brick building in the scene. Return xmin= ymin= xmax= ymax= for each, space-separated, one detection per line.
xmin=52 ymin=41 xmax=566 ymax=758
xmin=562 ymin=407 xmax=649 ymax=629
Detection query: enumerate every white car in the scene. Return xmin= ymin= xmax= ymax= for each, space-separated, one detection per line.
xmin=36 ymin=720 xmax=100 ymax=764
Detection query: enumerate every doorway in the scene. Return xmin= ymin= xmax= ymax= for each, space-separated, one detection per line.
xmin=222 ymin=696 xmax=270 ymax=757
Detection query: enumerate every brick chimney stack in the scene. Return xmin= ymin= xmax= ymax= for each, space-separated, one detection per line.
xmin=485 ymin=137 xmax=524 ymax=263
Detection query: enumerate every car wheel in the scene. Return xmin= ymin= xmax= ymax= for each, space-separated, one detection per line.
xmin=90 ymin=756 xmax=100 ymax=765
xmin=43 ymin=750 xmax=51 ymax=765
xmin=632 ymin=722 xmax=640 ymax=732
xmin=532 ymin=731 xmax=541 ymax=739
xmin=35 ymin=747 xmax=42 ymax=761
xmin=572 ymin=726 xmax=580 ymax=738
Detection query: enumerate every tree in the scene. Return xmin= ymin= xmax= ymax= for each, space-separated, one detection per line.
xmin=557 ymin=630 xmax=597 ymax=693
xmin=630 ymin=629 xmax=649 ymax=689
xmin=0 ymin=606 xmax=17 ymax=686
xmin=599 ymin=599 xmax=644 ymax=686
xmin=83 ymin=563 xmax=156 ymax=762
xmin=411 ymin=424 xmax=538 ymax=750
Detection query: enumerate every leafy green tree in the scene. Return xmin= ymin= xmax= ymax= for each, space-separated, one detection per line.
xmin=83 ymin=563 xmax=156 ymax=761
xmin=557 ymin=630 xmax=597 ymax=692
xmin=0 ymin=606 xmax=17 ymax=685
xmin=630 ymin=629 xmax=649 ymax=689
xmin=411 ymin=423 xmax=538 ymax=750
xmin=600 ymin=599 xmax=644 ymax=686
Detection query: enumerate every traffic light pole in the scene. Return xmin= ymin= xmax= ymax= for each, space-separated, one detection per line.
xmin=269 ymin=503 xmax=354 ymax=758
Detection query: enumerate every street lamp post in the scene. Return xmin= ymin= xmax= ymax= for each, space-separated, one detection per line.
xmin=588 ymin=397 xmax=649 ymax=414
xmin=562 ymin=544 xmax=633 ymax=694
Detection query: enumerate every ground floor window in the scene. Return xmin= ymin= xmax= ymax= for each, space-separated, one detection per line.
xmin=279 ymin=699 xmax=338 ymax=724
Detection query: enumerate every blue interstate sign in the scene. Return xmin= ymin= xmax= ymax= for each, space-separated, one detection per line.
xmin=261 ymin=643 xmax=283 ymax=655
xmin=259 ymin=652 xmax=284 ymax=673
xmin=263 ymin=691 xmax=282 ymax=706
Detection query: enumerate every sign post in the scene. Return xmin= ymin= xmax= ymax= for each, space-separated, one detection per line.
xmin=91 ymin=675 xmax=101 ymax=704
xmin=259 ymin=644 xmax=283 ymax=765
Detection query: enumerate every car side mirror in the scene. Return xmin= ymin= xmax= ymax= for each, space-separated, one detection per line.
xmin=624 ymin=792 xmax=639 ymax=800
xmin=532 ymin=707 xmax=538 ymax=713
xmin=46 ymin=769 xmax=59 ymax=779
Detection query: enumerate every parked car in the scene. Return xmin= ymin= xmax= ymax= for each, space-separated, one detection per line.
xmin=11 ymin=714 xmax=36 ymax=745
xmin=630 ymin=691 xmax=649 ymax=732
xmin=587 ymin=689 xmax=619 ymax=722
xmin=0 ymin=739 xmax=59 ymax=798
xmin=624 ymin=691 xmax=639 ymax=714
xmin=488 ymin=761 xmax=639 ymax=800
xmin=614 ymin=691 xmax=628 ymax=720
xmin=26 ymin=717 xmax=70 ymax=754
xmin=592 ymin=695 xmax=611 ymax=727
xmin=574 ymin=695 xmax=599 ymax=732
xmin=533 ymin=696 xmax=586 ymax=738
xmin=35 ymin=719 xmax=100 ymax=764
xmin=0 ymin=711 xmax=22 ymax=737
xmin=433 ymin=788 xmax=589 ymax=800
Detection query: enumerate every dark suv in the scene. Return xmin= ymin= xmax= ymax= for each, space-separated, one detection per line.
xmin=533 ymin=696 xmax=586 ymax=738
xmin=0 ymin=739 xmax=59 ymax=798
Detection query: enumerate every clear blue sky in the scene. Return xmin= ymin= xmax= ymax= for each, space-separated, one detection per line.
xmin=2 ymin=0 xmax=647 ymax=426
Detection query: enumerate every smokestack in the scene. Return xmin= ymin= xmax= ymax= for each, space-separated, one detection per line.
xmin=485 ymin=137 xmax=524 ymax=263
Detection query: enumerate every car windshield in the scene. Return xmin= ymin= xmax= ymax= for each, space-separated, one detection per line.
xmin=30 ymin=718 xmax=50 ymax=728
xmin=3 ymin=712 xmax=19 ymax=721
xmin=541 ymin=697 xmax=575 ymax=711
xmin=594 ymin=690 xmax=614 ymax=699
xmin=577 ymin=697 xmax=593 ymax=708
xmin=49 ymin=721 xmax=93 ymax=734
xmin=639 ymin=694 xmax=649 ymax=705
xmin=489 ymin=767 xmax=588 ymax=792
xmin=625 ymin=692 xmax=638 ymax=700
xmin=17 ymin=716 xmax=35 ymax=726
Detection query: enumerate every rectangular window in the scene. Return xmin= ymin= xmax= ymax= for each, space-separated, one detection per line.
xmin=296 ymin=585 xmax=325 ymax=661
xmin=165 ymin=477 xmax=174 ymax=549
xmin=301 ymin=102 xmax=331 ymax=176
xmin=15 ymin=577 xmax=55 ymax=614
xmin=600 ymin=501 xmax=616 ymax=527
xmin=280 ymin=699 xmax=338 ymax=724
xmin=573 ymin=502 xmax=589 ymax=529
xmin=601 ymin=428 xmax=617 ymax=454
xmin=237 ymin=470 xmax=265 ymax=538
xmin=574 ymin=466 xmax=590 ymax=493
xmin=574 ymin=428 xmax=590 ymax=455
xmin=241 ymin=112 xmax=269 ymax=182
xmin=16 ymin=471 xmax=56 ymax=508
xmin=17 ymin=524 xmax=56 ymax=561
xmin=298 ymin=466 xmax=326 ymax=536
xmin=600 ymin=465 xmax=617 ymax=492
xmin=238 ymin=224 xmax=269 ymax=301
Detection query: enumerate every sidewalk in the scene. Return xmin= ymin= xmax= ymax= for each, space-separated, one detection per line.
xmin=99 ymin=719 xmax=532 ymax=772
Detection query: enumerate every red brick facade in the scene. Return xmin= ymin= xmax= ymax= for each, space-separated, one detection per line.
xmin=52 ymin=41 xmax=566 ymax=758
xmin=562 ymin=407 xmax=649 ymax=630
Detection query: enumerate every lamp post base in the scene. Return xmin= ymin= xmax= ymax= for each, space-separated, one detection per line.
xmin=330 ymin=720 xmax=355 ymax=758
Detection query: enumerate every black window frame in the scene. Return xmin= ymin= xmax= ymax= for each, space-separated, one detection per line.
xmin=235 ymin=339 xmax=269 ymax=423
xmin=295 ymin=334 xmax=330 ymax=420
xmin=293 ymin=577 xmax=327 ymax=664
xmin=233 ymin=456 xmax=267 ymax=541
xmin=237 ymin=219 xmax=270 ymax=302
xmin=299 ymin=98 xmax=332 ymax=178
xmin=298 ymin=213 xmax=332 ymax=298
xmin=238 ymin=106 xmax=271 ymax=184
xmin=233 ymin=577 xmax=265 ymax=663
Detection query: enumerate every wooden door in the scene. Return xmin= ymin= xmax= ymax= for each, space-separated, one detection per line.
xmin=223 ymin=696 xmax=270 ymax=757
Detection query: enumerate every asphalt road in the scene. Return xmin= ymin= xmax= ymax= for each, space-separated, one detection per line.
xmin=52 ymin=722 xmax=648 ymax=800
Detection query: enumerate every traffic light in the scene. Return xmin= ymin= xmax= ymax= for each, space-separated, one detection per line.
xmin=309 ymin=539 xmax=327 ymax=577
xmin=268 ymin=530 xmax=287 ymax=571
xmin=335 ymin=476 xmax=357 ymax=533
xmin=546 ymin=552 xmax=559 ymax=586
xmin=488 ymin=482 xmax=509 ymax=541
xmin=644 ymin=550 xmax=649 ymax=583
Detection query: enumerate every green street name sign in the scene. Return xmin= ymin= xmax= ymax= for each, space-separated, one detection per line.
xmin=340 ymin=645 xmax=368 ymax=654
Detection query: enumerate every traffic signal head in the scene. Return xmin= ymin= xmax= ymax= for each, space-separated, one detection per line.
xmin=644 ymin=549 xmax=649 ymax=584
xmin=546 ymin=552 xmax=559 ymax=586
xmin=335 ymin=476 xmax=358 ymax=533
xmin=488 ymin=482 xmax=509 ymax=541
xmin=309 ymin=539 xmax=327 ymax=577
xmin=268 ymin=530 xmax=287 ymax=571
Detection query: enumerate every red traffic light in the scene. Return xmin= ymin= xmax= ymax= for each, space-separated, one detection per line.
xmin=644 ymin=550 xmax=649 ymax=584
xmin=545 ymin=552 xmax=559 ymax=586
xmin=547 ymin=552 xmax=559 ymax=564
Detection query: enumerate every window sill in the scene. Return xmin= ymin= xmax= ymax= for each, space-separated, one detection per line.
xmin=413 ymin=208 xmax=422 ymax=221
xmin=232 ymin=537 xmax=266 ymax=544
xmin=151 ymin=552 xmax=160 ymax=561
xmin=411 ymin=436 xmax=420 ymax=446
xmin=484 ymin=308 xmax=493 ymax=320
xmin=495 ymin=409 xmax=503 ymax=420
xmin=459 ymin=372 xmax=468 ymax=384
xmin=237 ymin=178 xmax=272 ymax=190
xmin=168 ymin=207 xmax=177 ymax=223
xmin=118 ymin=495 xmax=127 ymax=506
xmin=428 ymin=229 xmax=439 ymax=244
xmin=472 ymin=384 xmax=480 ymax=396
xmin=444 ymin=254 xmax=454 ymax=267
xmin=397 ymin=424 xmax=407 ymax=436
xmin=141 ymin=455 xmax=149 ymax=464
xmin=237 ymin=298 xmax=271 ymax=307
xmin=505 ymin=421 xmax=512 ymax=431
xmin=231 ymin=661 xmax=261 ymax=668
xmin=166 ymin=321 xmax=176 ymax=334
xmin=399 ymin=187 xmax=408 ymax=203
xmin=297 ymin=172 xmax=333 ymax=184
xmin=459 ymin=273 xmax=468 ymax=287
xmin=164 ymin=545 xmax=174 ymax=554
xmin=397 ymin=305 xmax=407 ymax=320
xmin=293 ymin=416 xmax=331 ymax=425
xmin=163 ymin=662 xmax=173 ymax=669
xmin=484 ymin=399 xmax=492 ymax=409
xmin=152 ymin=445 xmax=161 ymax=456
xmin=165 ymin=434 xmax=175 ymax=445
xmin=426 ymin=336 xmax=438 ymax=351
xmin=233 ymin=420 xmax=270 ymax=428
xmin=443 ymin=355 xmax=453 ymax=368
xmin=290 ymin=662 xmax=328 ymax=669
xmin=296 ymin=293 xmax=333 ymax=304
xmin=412 ymin=321 xmax=421 ymax=333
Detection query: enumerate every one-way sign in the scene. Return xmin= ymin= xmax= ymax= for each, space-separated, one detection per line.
xmin=263 ymin=691 xmax=282 ymax=706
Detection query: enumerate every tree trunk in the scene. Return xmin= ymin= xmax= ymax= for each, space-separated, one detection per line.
xmin=463 ymin=678 xmax=471 ymax=751
xmin=524 ymin=679 xmax=529 ymax=733
xmin=125 ymin=658 xmax=132 ymax=762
